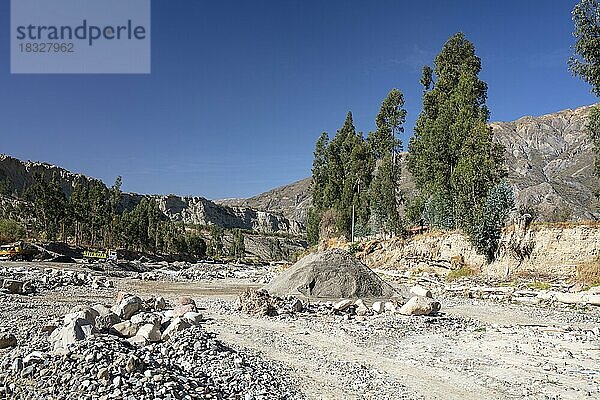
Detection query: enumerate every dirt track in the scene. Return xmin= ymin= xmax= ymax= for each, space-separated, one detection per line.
xmin=123 ymin=277 xmax=600 ymax=400
xmin=2 ymin=262 xmax=600 ymax=399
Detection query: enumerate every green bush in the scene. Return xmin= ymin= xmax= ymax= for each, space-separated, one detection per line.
xmin=0 ymin=219 xmax=25 ymax=244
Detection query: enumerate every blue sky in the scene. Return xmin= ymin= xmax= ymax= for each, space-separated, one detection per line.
xmin=0 ymin=0 xmax=597 ymax=199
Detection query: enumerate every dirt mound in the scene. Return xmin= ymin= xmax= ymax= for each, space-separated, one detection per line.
xmin=264 ymin=249 xmax=397 ymax=299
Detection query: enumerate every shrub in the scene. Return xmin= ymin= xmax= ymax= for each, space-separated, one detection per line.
xmin=0 ymin=219 xmax=25 ymax=244
xmin=446 ymin=265 xmax=479 ymax=282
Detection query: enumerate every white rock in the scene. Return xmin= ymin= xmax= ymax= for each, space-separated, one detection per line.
xmin=136 ymin=323 xmax=161 ymax=342
xmin=111 ymin=296 xmax=142 ymax=320
xmin=161 ymin=317 xmax=191 ymax=341
xmin=182 ymin=312 xmax=203 ymax=325
xmin=372 ymin=301 xmax=384 ymax=314
xmin=49 ymin=318 xmax=95 ymax=350
xmin=384 ymin=301 xmax=397 ymax=313
xmin=410 ymin=285 xmax=432 ymax=298
xmin=398 ymin=296 xmax=441 ymax=316
xmin=333 ymin=299 xmax=354 ymax=312
xmin=110 ymin=321 xmax=138 ymax=338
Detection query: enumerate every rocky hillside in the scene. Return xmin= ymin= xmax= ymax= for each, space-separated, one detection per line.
xmin=216 ymin=178 xmax=312 ymax=223
xmin=491 ymin=105 xmax=599 ymax=221
xmin=0 ymin=154 xmax=303 ymax=236
xmin=224 ymin=104 xmax=600 ymax=223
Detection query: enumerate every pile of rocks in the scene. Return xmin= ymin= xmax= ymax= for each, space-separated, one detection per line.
xmin=238 ymin=286 xmax=442 ymax=319
xmin=0 ymin=266 xmax=114 ymax=295
xmin=0 ymin=326 xmax=303 ymax=399
xmin=140 ymin=263 xmax=274 ymax=284
xmin=47 ymin=293 xmax=203 ymax=350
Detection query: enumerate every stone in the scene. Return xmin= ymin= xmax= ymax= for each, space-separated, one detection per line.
xmin=333 ymin=299 xmax=354 ymax=312
xmin=2 ymin=279 xmax=24 ymax=294
xmin=171 ymin=304 xmax=197 ymax=318
xmin=410 ymin=285 xmax=432 ymax=298
xmin=127 ymin=335 xmax=149 ymax=346
xmin=23 ymin=351 xmax=45 ymax=365
xmin=49 ymin=318 xmax=95 ymax=350
xmin=130 ymin=312 xmax=161 ymax=326
xmin=64 ymin=306 xmax=100 ymax=326
xmin=177 ymin=296 xmax=196 ymax=307
xmin=384 ymin=301 xmax=397 ymax=313
xmin=114 ymin=291 xmax=132 ymax=306
xmin=354 ymin=299 xmax=369 ymax=316
xmin=111 ymin=296 xmax=142 ymax=320
xmin=125 ymin=355 xmax=142 ymax=373
xmin=161 ymin=317 xmax=191 ymax=341
xmin=0 ymin=332 xmax=17 ymax=349
xmin=398 ymin=296 xmax=441 ymax=316
xmin=136 ymin=323 xmax=161 ymax=342
xmin=182 ymin=312 xmax=203 ymax=325
xmin=110 ymin=321 xmax=138 ymax=338
xmin=372 ymin=301 xmax=384 ymax=314
xmin=154 ymin=296 xmax=167 ymax=311
xmin=290 ymin=298 xmax=304 ymax=312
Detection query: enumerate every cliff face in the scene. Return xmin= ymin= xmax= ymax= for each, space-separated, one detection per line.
xmin=151 ymin=195 xmax=304 ymax=235
xmin=226 ymin=104 xmax=600 ymax=224
xmin=0 ymin=154 xmax=91 ymax=197
xmin=0 ymin=154 xmax=304 ymax=236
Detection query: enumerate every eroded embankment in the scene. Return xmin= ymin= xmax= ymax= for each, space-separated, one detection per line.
xmin=357 ymin=223 xmax=600 ymax=279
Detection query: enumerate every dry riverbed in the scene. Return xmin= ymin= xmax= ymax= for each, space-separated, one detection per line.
xmin=1 ymin=261 xmax=599 ymax=399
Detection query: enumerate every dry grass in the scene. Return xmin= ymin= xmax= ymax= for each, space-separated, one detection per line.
xmin=412 ymin=229 xmax=460 ymax=240
xmin=574 ymin=257 xmax=600 ymax=287
xmin=446 ymin=264 xmax=480 ymax=282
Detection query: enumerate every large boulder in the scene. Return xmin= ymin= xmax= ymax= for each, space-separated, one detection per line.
xmin=49 ymin=318 xmax=96 ymax=350
xmin=111 ymin=296 xmax=143 ymax=320
xmin=264 ymin=249 xmax=397 ymax=299
xmin=398 ymin=296 xmax=441 ymax=316
xmin=2 ymin=279 xmax=24 ymax=295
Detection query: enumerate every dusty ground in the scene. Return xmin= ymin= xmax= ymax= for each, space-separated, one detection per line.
xmin=1 ymin=261 xmax=599 ymax=400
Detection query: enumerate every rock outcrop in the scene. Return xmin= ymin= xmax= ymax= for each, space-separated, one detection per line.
xmin=491 ymin=105 xmax=600 ymax=221
xmin=217 ymin=177 xmax=312 ymax=223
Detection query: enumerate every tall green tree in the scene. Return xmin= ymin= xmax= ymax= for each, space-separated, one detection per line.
xmin=307 ymin=112 xmax=374 ymax=243
xmin=367 ymin=89 xmax=406 ymax=235
xmin=407 ymin=32 xmax=508 ymax=257
xmin=570 ymin=0 xmax=600 ymax=177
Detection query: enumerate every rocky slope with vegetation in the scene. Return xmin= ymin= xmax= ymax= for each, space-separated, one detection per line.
xmin=0 ymin=154 xmax=303 ymax=236
xmin=225 ymin=104 xmax=600 ymax=225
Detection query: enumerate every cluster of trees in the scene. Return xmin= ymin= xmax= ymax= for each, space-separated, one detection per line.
xmin=0 ymin=174 xmax=207 ymax=258
xmin=0 ymin=173 xmax=254 ymax=260
xmin=307 ymin=89 xmax=407 ymax=244
xmin=570 ymin=0 xmax=600 ymax=178
xmin=309 ymin=0 xmax=600 ymax=259
xmin=308 ymin=32 xmax=513 ymax=260
xmin=407 ymin=33 xmax=513 ymax=260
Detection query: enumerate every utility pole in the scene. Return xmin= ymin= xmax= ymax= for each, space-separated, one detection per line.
xmin=351 ymin=180 xmax=360 ymax=243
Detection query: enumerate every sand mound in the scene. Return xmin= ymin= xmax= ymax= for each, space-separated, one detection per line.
xmin=264 ymin=249 xmax=397 ymax=299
